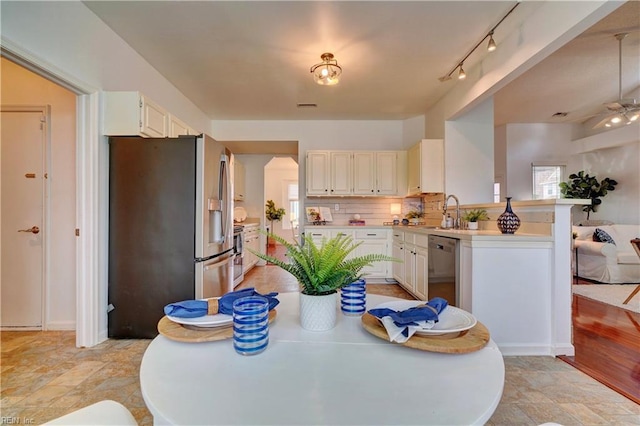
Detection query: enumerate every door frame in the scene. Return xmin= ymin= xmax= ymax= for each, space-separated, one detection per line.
xmin=2 ymin=40 xmax=103 ymax=347
xmin=1 ymin=105 xmax=50 ymax=329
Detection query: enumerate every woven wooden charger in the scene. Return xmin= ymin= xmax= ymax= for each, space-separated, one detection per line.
xmin=360 ymin=312 xmax=490 ymax=354
xmin=158 ymin=310 xmax=277 ymax=343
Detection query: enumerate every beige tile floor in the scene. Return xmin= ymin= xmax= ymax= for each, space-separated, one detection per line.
xmin=2 ymin=265 xmax=639 ymax=425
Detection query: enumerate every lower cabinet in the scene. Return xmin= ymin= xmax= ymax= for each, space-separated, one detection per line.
xmin=399 ymin=231 xmax=429 ymax=300
xmin=243 ymin=225 xmax=260 ymax=273
xmin=303 ymin=227 xmax=392 ymax=281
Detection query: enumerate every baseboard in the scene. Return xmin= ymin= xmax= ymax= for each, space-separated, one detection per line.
xmin=497 ymin=344 xmax=556 ymax=356
xmin=46 ymin=321 xmax=76 ymax=330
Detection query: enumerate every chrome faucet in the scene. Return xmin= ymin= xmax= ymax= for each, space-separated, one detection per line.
xmin=443 ymin=194 xmax=461 ymax=229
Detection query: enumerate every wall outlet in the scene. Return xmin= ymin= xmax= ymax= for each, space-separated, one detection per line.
xmin=335 ymin=204 xmax=340 ymax=211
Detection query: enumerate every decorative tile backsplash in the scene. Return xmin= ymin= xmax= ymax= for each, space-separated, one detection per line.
xmin=303 ymin=194 xmax=445 ymax=226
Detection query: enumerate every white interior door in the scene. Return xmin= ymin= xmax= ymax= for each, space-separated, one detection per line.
xmin=1 ymin=108 xmax=46 ymax=328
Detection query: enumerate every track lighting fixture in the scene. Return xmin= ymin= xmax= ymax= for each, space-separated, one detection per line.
xmin=439 ymin=2 xmax=519 ymax=82
xmin=458 ymin=65 xmax=466 ymax=80
xmin=487 ymin=32 xmax=497 ymax=52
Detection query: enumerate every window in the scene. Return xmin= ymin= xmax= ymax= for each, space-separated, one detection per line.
xmin=532 ymin=164 xmax=565 ymax=200
xmin=282 ymin=181 xmax=298 ymax=230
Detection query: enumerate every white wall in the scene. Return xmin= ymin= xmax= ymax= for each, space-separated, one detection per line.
xmin=443 ymin=97 xmax=495 ymax=204
xmin=265 ymin=158 xmax=298 ymax=243
xmin=1 ymin=2 xmax=211 ymax=133
xmin=494 ymin=125 xmax=507 ymax=199
xmin=575 ymin=142 xmax=640 ymax=225
xmin=401 ymin=116 xmax=425 ymax=149
xmin=504 ymin=123 xmax=576 ymax=201
xmin=1 ymin=58 xmax=77 ymax=329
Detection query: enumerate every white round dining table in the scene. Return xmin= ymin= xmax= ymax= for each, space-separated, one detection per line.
xmin=140 ymin=293 xmax=505 ymax=425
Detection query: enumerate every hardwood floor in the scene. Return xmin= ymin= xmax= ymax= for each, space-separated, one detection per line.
xmin=560 ymin=293 xmax=640 ymax=405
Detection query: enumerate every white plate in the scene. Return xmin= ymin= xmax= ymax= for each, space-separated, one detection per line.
xmin=167 ymin=313 xmax=232 ymax=328
xmin=371 ymin=300 xmax=477 ymax=336
xmin=234 ymin=206 xmax=247 ymax=222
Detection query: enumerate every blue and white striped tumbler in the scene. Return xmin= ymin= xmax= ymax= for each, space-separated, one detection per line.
xmin=340 ymin=279 xmax=366 ymax=316
xmin=232 ymin=296 xmax=269 ymax=355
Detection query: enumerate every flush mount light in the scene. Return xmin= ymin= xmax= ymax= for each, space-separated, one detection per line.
xmin=310 ymin=52 xmax=342 ymax=86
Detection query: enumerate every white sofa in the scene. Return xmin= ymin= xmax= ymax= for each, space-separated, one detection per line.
xmin=573 ymin=224 xmax=640 ymax=283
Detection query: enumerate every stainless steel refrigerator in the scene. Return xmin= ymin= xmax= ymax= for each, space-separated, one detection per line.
xmin=108 ymin=134 xmax=234 ymax=338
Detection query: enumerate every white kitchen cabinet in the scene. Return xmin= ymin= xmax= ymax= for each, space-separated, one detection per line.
xmin=305 ymin=228 xmax=331 ymax=245
xmin=391 ymin=230 xmax=405 ymax=284
xmin=303 ymin=227 xmax=392 ymax=281
xmin=353 ymin=229 xmax=390 ymax=277
xmin=352 ymin=152 xmax=376 ymax=195
xmin=375 ymin=152 xmax=398 ymax=195
xmin=399 ymin=230 xmax=429 ymax=300
xmin=352 ymin=152 xmax=397 ymax=196
xmin=234 ymin=160 xmax=245 ymax=201
xmin=330 ymin=152 xmax=352 ymax=196
xmin=306 ymin=151 xmax=330 ymax=196
xmin=168 ymin=114 xmax=196 ymax=137
xmin=307 ymin=150 xmax=400 ymax=196
xmin=103 ymin=91 xmax=197 ymax=139
xmin=407 ymin=139 xmax=444 ymax=196
xmin=243 ymin=224 xmax=260 ymax=273
xmin=103 ymin=91 xmax=169 ymax=137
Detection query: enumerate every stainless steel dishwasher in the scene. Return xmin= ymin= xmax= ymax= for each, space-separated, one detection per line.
xmin=428 ymin=235 xmax=459 ymax=306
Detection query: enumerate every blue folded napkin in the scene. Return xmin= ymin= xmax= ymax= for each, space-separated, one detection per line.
xmin=368 ymin=297 xmax=448 ymax=326
xmin=164 ymin=288 xmax=280 ymax=318
xmin=368 ymin=297 xmax=448 ymax=342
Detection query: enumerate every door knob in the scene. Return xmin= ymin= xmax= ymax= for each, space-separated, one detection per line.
xmin=18 ymin=226 xmax=40 ymax=234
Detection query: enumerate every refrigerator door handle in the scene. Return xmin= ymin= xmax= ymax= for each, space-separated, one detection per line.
xmin=208 ymin=154 xmax=230 ymax=245
xmin=203 ymin=254 xmax=233 ymax=271
xmin=195 ymin=247 xmax=233 ymax=263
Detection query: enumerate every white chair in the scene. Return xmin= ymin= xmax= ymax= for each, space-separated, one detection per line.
xmin=43 ymin=400 xmax=137 ymax=425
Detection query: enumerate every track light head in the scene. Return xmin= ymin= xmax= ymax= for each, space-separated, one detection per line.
xmin=487 ymin=33 xmax=497 ymax=52
xmin=458 ymin=64 xmax=466 ymax=80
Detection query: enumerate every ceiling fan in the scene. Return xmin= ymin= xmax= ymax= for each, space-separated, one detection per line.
xmin=593 ymin=33 xmax=640 ymax=128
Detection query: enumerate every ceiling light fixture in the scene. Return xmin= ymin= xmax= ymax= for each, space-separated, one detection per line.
xmin=487 ymin=32 xmax=497 ymax=52
xmin=439 ymin=2 xmax=519 ymax=82
xmin=458 ymin=64 xmax=466 ymax=80
xmin=310 ymin=52 xmax=342 ymax=86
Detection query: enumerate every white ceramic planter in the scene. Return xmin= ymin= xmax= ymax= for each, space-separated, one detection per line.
xmin=467 ymin=222 xmax=479 ymax=230
xmin=299 ymin=292 xmax=338 ymax=331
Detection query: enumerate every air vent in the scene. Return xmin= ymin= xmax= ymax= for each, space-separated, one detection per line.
xmin=552 ymin=112 xmax=569 ymax=117
xmin=297 ymin=103 xmax=318 ymax=108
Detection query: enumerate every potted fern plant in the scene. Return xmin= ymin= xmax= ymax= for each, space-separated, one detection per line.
xmin=249 ymin=232 xmax=396 ymax=331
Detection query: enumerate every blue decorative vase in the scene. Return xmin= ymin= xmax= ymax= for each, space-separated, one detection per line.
xmin=340 ymin=279 xmax=366 ymax=316
xmin=496 ymin=197 xmax=520 ymax=234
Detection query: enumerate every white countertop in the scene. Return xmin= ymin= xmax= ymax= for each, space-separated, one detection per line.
xmin=140 ymin=293 xmax=505 ymax=425
xmin=304 ymin=224 xmax=553 ymax=241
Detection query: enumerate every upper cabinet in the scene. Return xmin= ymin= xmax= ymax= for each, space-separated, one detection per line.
xmin=103 ymin=91 xmax=196 ymax=137
xmin=306 ymin=150 xmax=400 ymax=197
xmin=306 ymin=151 xmax=330 ymax=196
xmin=234 ymin=160 xmax=245 ymax=201
xmin=407 ymin=139 xmax=444 ymax=196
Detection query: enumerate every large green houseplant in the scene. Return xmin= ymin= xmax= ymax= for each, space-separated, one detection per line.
xmin=559 ymin=171 xmax=618 ymax=220
xmin=249 ymin=232 xmax=397 ymax=330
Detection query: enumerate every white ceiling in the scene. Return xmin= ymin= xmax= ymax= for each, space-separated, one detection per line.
xmin=84 ymin=1 xmax=639 ymax=126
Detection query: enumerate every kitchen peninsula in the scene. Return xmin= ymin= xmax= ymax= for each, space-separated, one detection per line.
xmin=305 ymin=199 xmax=590 ymax=357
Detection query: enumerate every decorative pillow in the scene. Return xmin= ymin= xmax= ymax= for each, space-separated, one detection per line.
xmin=593 ymin=228 xmax=616 ymax=245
